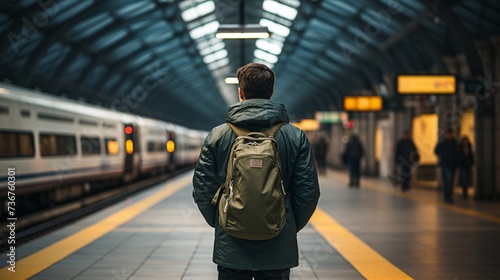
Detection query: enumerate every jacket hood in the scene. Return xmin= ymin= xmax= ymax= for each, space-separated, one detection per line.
xmin=225 ymin=99 xmax=289 ymax=129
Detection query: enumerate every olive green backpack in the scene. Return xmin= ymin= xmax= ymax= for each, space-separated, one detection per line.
xmin=211 ymin=122 xmax=286 ymax=241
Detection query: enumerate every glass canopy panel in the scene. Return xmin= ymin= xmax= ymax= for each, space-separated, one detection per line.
xmin=109 ymin=40 xmax=143 ymax=61
xmin=309 ymin=66 xmax=331 ymax=80
xmin=254 ymin=49 xmax=278 ymax=64
xmin=64 ymin=54 xmax=91 ymax=81
xmin=154 ymin=39 xmax=181 ymax=55
xmin=181 ymin=1 xmax=215 ymax=22
xmin=203 ymin=49 xmax=228 ymax=64
xmin=323 ymin=0 xmax=360 ymax=16
xmin=400 ymin=0 xmax=426 ymax=13
xmin=256 ymin=39 xmax=283 ymax=55
xmin=143 ymin=29 xmax=174 ymax=45
xmin=36 ymin=42 xmax=65 ymax=71
xmin=189 ymin=20 xmax=219 ymax=40
xmin=199 ymin=40 xmax=225 ymax=56
xmin=85 ymin=64 xmax=107 ymax=87
xmin=48 ymin=1 xmax=92 ymax=26
xmin=263 ymin=0 xmax=298 ymax=21
xmin=127 ymin=52 xmax=153 ymax=69
xmin=262 ymin=12 xmax=293 ymax=27
xmin=297 ymin=38 xmax=324 ymax=53
xmin=130 ymin=20 xmax=153 ymax=31
xmin=69 ymin=13 xmax=113 ymax=41
xmin=0 ymin=17 xmax=12 ymax=35
xmin=117 ymin=2 xmax=155 ymax=18
xmin=360 ymin=10 xmax=398 ymax=35
xmin=101 ymin=74 xmax=122 ymax=92
xmin=208 ymin=58 xmax=229 ymax=70
xmin=38 ymin=45 xmax=71 ymax=75
xmin=90 ymin=29 xmax=128 ymax=51
xmin=325 ymin=49 xmax=350 ymax=65
xmin=18 ymin=0 xmax=37 ymax=8
xmin=179 ymin=0 xmax=229 ymax=74
xmin=259 ymin=18 xmax=290 ymax=37
xmin=317 ymin=57 xmax=342 ymax=73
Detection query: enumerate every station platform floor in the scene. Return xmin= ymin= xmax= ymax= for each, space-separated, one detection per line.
xmin=1 ymin=169 xmax=500 ymax=280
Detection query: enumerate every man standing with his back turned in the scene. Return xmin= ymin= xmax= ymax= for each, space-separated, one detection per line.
xmin=193 ymin=62 xmax=320 ymax=280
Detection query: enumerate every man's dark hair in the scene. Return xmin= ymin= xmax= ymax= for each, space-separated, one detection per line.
xmin=236 ymin=62 xmax=275 ymax=99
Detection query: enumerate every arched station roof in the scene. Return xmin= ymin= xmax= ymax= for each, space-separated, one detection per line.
xmin=1 ymin=0 xmax=499 ymax=130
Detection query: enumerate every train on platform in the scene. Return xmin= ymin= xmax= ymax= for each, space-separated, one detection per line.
xmin=0 ymin=83 xmax=207 ymax=217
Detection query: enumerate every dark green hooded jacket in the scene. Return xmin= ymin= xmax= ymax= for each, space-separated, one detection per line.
xmin=192 ymin=99 xmax=320 ymax=270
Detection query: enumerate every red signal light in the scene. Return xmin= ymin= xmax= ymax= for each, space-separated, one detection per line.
xmin=125 ymin=126 xmax=133 ymax=135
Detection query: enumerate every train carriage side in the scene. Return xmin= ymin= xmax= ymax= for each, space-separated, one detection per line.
xmin=0 ymin=84 xmax=128 ymax=215
xmin=136 ymin=117 xmax=168 ymax=176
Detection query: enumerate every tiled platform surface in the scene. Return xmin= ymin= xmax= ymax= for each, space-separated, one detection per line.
xmin=2 ymin=170 xmax=500 ymax=279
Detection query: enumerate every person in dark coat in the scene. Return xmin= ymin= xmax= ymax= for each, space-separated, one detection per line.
xmin=434 ymin=129 xmax=458 ymax=203
xmin=344 ymin=134 xmax=364 ymax=187
xmin=192 ymin=63 xmax=320 ymax=280
xmin=395 ymin=130 xmax=420 ymax=191
xmin=457 ymin=136 xmax=474 ymax=199
xmin=313 ymin=134 xmax=329 ymax=175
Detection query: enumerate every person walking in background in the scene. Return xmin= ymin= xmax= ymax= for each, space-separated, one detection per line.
xmin=458 ymin=136 xmax=474 ymax=199
xmin=434 ymin=128 xmax=458 ymax=203
xmin=193 ymin=62 xmax=320 ymax=280
xmin=344 ymin=134 xmax=364 ymax=187
xmin=395 ymin=130 xmax=420 ymax=192
xmin=313 ymin=134 xmax=329 ymax=175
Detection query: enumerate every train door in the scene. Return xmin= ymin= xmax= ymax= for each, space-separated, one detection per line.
xmin=124 ymin=123 xmax=139 ymax=181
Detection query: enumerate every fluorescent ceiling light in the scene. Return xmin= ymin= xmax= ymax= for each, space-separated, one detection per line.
xmin=216 ymin=24 xmax=270 ymax=39
xmin=224 ymin=77 xmax=239 ymax=84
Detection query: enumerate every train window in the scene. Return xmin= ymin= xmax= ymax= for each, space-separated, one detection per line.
xmin=147 ymin=141 xmax=164 ymax=152
xmin=0 ymin=130 xmax=34 ymax=158
xmin=0 ymin=106 xmax=8 ymax=115
xmin=105 ymin=138 xmax=119 ymax=155
xmin=40 ymin=133 xmax=77 ymax=156
xmin=79 ymin=119 xmax=98 ymax=126
xmin=38 ymin=112 xmax=74 ymax=123
xmin=81 ymin=136 xmax=101 ymax=155
xmin=21 ymin=110 xmax=31 ymax=117
xmin=147 ymin=142 xmax=155 ymax=152
xmin=103 ymin=123 xmax=116 ymax=129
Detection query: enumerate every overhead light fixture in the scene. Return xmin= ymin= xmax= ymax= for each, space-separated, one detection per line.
xmin=216 ymin=24 xmax=270 ymax=39
xmin=224 ymin=77 xmax=239 ymax=84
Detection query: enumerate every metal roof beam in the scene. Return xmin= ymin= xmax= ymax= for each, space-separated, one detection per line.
xmin=421 ymin=0 xmax=484 ymax=76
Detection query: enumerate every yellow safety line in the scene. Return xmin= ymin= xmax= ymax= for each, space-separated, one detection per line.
xmin=310 ymin=207 xmax=414 ymax=280
xmin=0 ymin=175 xmax=191 ymax=280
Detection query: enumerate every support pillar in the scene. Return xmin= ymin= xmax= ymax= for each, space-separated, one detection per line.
xmin=474 ymin=42 xmax=497 ymax=200
xmin=353 ymin=112 xmax=377 ymax=176
xmin=328 ymin=124 xmax=344 ymax=168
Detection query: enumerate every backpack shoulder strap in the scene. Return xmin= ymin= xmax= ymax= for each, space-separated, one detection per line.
xmin=227 ymin=122 xmax=287 ymax=137
xmin=227 ymin=123 xmax=250 ymax=137
xmin=263 ymin=122 xmax=287 ymax=137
